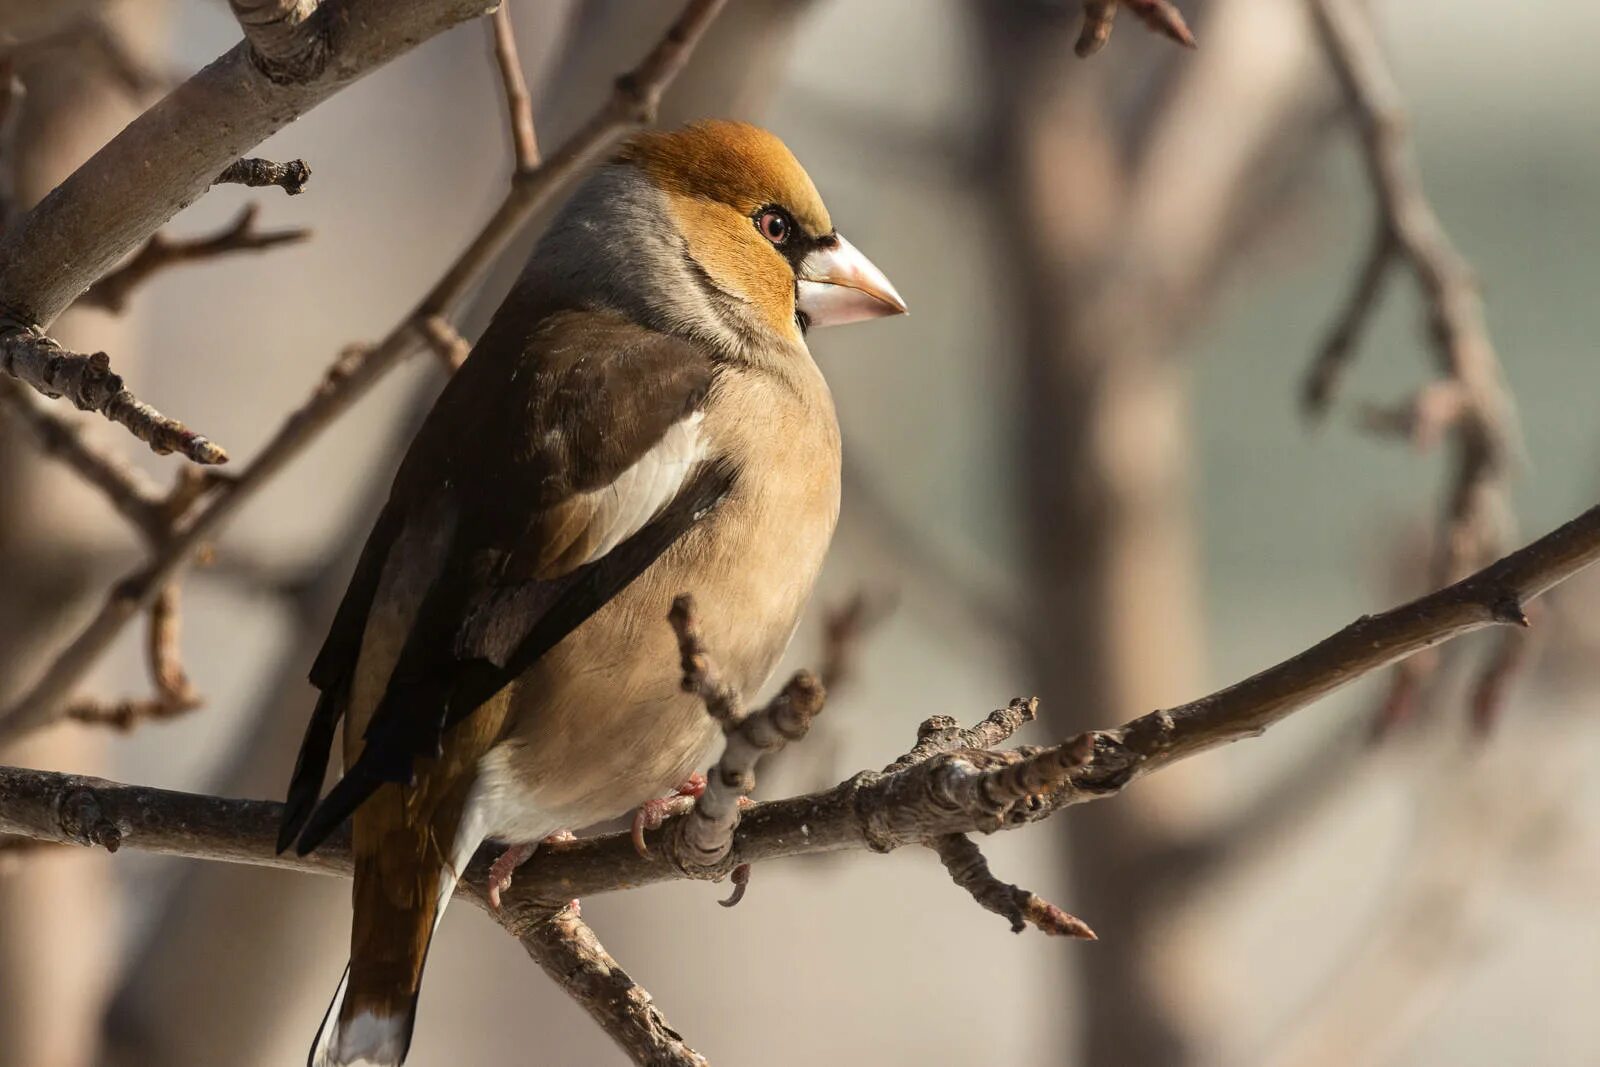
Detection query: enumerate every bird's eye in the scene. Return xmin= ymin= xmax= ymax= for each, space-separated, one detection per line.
xmin=757 ymin=209 xmax=790 ymax=246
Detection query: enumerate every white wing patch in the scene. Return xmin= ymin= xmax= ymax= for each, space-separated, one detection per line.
xmin=578 ymin=410 xmax=707 ymax=564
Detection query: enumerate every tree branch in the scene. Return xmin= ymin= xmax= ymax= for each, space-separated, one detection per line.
xmin=0 ymin=326 xmax=228 ymax=463
xmin=214 ymin=156 xmax=311 ymax=195
xmin=1304 ymin=0 xmax=1526 ymax=735
xmin=495 ymin=903 xmax=709 ymax=1067
xmin=3 ymin=498 xmax=1596 ymax=911
xmin=0 ymin=0 xmax=731 ymax=747
xmin=667 ymin=594 xmax=826 ymax=871
xmin=228 ymin=0 xmax=327 ymax=84
xmin=78 ymin=205 xmax=310 ymax=314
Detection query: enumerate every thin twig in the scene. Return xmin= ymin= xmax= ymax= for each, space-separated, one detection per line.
xmin=886 ymin=697 xmax=1039 ymax=772
xmin=1307 ymin=0 xmax=1526 ymax=733
xmin=0 ymin=0 xmax=731 ymax=746
xmin=214 ymin=157 xmax=311 ymax=195
xmin=496 ymin=903 xmax=709 ymax=1067
xmin=80 ymin=205 xmax=310 ymax=313
xmin=0 ymin=377 xmax=167 ymax=535
xmin=489 ymin=2 xmax=540 ymax=173
xmin=928 ymin=833 xmax=1096 ymax=938
xmin=0 ymin=326 xmax=228 ymax=464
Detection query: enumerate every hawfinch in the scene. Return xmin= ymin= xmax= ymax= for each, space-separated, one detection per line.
xmin=278 ymin=120 xmax=906 ymax=1066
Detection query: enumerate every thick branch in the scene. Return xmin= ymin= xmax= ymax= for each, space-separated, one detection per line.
xmin=5 ymin=500 xmax=1597 ymax=907
xmin=0 ymin=0 xmax=487 ymax=333
xmin=0 ymin=0 xmax=730 ymax=746
xmin=228 ymin=0 xmax=326 ymax=83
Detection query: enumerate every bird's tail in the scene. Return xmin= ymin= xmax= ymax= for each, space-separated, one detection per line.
xmin=308 ymin=786 xmax=489 ymax=1067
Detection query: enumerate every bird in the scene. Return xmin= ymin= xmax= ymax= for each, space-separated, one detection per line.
xmin=276 ymin=119 xmax=907 ymax=1066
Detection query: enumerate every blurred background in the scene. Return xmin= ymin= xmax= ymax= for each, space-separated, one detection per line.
xmin=2 ymin=1 xmax=1598 ymax=1065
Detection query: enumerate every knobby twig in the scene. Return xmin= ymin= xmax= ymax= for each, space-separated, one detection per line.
xmin=1077 ymin=0 xmax=1197 ymax=58
xmin=928 ymin=833 xmax=1096 ymax=938
xmin=6 ymin=497 xmax=1597 ymax=911
xmin=215 ymin=157 xmax=311 ymax=195
xmin=495 ymin=903 xmax=709 ymax=1067
xmin=1303 ymin=0 xmax=1525 ymax=736
xmin=80 ymin=205 xmax=310 ymax=314
xmin=667 ymin=594 xmax=826 ymax=871
xmin=0 ymin=326 xmax=227 ymax=464
xmin=0 ymin=0 xmax=731 ymax=747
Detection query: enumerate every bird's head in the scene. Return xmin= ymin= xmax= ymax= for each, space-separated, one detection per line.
xmin=607 ymin=120 xmax=907 ymax=348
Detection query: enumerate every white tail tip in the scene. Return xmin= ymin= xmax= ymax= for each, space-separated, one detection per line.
xmin=309 ymin=967 xmax=410 ymax=1067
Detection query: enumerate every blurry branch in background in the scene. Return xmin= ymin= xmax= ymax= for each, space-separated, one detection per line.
xmin=0 ymin=0 xmax=730 ymax=748
xmin=78 ymin=204 xmax=310 ymax=314
xmin=1076 ymin=0 xmax=1197 ymax=58
xmin=1302 ymin=0 xmax=1526 ymax=737
xmin=0 ymin=0 xmax=497 ymax=461
xmin=6 ymin=498 xmax=1600 ymax=1061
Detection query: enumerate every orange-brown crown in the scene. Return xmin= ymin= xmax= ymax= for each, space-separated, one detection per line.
xmin=619 ymin=120 xmax=832 ymax=239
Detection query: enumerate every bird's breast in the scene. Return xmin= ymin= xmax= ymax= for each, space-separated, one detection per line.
xmin=480 ymin=367 xmax=841 ymax=837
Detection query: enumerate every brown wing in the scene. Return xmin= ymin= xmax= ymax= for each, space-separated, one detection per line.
xmin=279 ymin=307 xmax=734 ymax=855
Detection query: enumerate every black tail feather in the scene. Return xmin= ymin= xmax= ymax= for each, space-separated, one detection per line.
xmin=278 ymin=687 xmax=345 ymax=854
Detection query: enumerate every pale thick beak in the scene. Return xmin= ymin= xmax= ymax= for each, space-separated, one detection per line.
xmin=796 ymin=234 xmax=908 ymax=328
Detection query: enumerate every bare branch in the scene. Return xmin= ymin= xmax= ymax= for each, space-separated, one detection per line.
xmin=0 ymin=326 xmax=228 ymax=464
xmin=1077 ymin=0 xmax=1197 ymax=59
xmin=7 ymin=496 xmax=1596 ymax=912
xmin=928 ymin=833 xmax=1096 ymax=938
xmin=214 ymin=157 xmax=311 ymax=195
xmin=886 ymin=697 xmax=1039 ymax=772
xmin=228 ymin=0 xmax=327 ymax=83
xmin=1307 ymin=0 xmax=1526 ymax=731
xmin=64 ymin=584 xmax=203 ymax=731
xmin=0 ymin=377 xmax=167 ymax=535
xmin=667 ymin=593 xmax=826 ymax=871
xmin=80 ymin=205 xmax=310 ymax=314
xmin=0 ymin=0 xmax=489 ymax=334
xmin=0 ymin=0 xmax=731 ymax=746
xmin=2 ymin=493 xmax=1598 ymax=909
xmin=1302 ymin=224 xmax=1395 ymax=416
xmin=489 ymin=2 xmax=540 ymax=173
xmin=495 ymin=904 xmax=709 ymax=1067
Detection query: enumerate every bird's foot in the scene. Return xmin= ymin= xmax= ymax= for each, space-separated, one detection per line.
xmin=486 ymin=830 xmax=573 ymax=911
xmin=630 ymin=772 xmax=708 ymax=857
xmin=487 ymin=842 xmax=536 ymax=911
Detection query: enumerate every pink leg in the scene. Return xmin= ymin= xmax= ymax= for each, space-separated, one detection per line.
xmin=486 ymin=829 xmax=575 ymax=911
xmin=630 ymin=773 xmax=707 ymax=857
